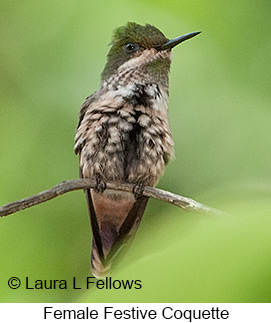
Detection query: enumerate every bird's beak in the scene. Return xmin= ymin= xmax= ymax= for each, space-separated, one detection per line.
xmin=157 ymin=31 xmax=201 ymax=51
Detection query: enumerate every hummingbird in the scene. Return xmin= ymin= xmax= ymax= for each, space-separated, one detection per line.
xmin=74 ymin=22 xmax=200 ymax=278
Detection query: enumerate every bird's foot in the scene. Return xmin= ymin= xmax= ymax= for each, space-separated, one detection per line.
xmin=94 ymin=175 xmax=106 ymax=193
xmin=132 ymin=182 xmax=145 ymax=200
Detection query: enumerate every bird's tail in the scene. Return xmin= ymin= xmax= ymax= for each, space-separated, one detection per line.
xmin=86 ymin=189 xmax=149 ymax=278
xmin=91 ymin=240 xmax=112 ymax=278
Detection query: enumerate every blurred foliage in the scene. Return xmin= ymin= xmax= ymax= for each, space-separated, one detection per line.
xmin=0 ymin=0 xmax=270 ymax=302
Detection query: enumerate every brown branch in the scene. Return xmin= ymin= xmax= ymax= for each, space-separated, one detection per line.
xmin=0 ymin=179 xmax=225 ymax=217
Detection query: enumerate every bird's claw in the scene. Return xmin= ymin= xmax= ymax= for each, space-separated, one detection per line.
xmin=94 ymin=175 xmax=106 ymax=193
xmin=132 ymin=183 xmax=145 ymax=200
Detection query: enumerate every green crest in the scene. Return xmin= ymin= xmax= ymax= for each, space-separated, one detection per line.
xmin=101 ymin=22 xmax=169 ymax=81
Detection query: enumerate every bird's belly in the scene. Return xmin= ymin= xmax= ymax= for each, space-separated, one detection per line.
xmin=81 ymin=129 xmax=165 ymax=186
xmin=78 ymin=102 xmax=173 ymax=187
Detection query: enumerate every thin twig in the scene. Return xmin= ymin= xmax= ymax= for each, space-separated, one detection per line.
xmin=0 ymin=179 xmax=225 ymax=217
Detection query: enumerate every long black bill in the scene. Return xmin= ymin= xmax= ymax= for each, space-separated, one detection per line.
xmin=157 ymin=31 xmax=201 ymax=50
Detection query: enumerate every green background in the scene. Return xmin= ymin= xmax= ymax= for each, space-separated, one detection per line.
xmin=0 ymin=0 xmax=270 ymax=302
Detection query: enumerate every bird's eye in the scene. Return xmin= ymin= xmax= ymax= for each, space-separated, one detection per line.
xmin=124 ymin=42 xmax=139 ymax=53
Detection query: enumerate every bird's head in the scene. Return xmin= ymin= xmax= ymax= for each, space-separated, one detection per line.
xmin=101 ymin=22 xmax=200 ymax=85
